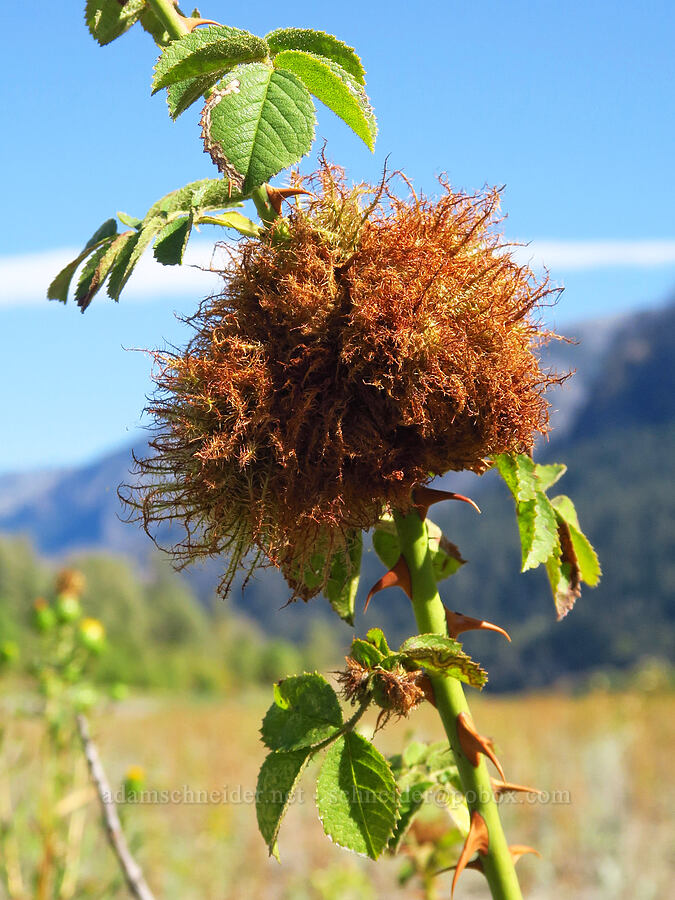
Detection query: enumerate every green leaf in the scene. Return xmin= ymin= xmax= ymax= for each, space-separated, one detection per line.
xmin=517 ymin=491 xmax=559 ymax=571
xmin=388 ymin=773 xmax=433 ymax=853
xmin=371 ymin=526 xmax=400 ymax=569
xmin=261 ymin=673 xmax=342 ymax=752
xmin=105 ymin=215 xmax=166 ymax=301
xmin=266 ymin=28 xmax=366 ymax=85
xmin=426 ymin=520 xmax=466 ymax=581
xmin=402 ymin=741 xmax=429 ymax=768
xmin=324 ymin=530 xmax=362 ymax=625
xmin=47 ymin=218 xmax=117 ymax=303
xmin=148 ymin=178 xmax=243 ymax=218
xmin=493 ymin=452 xmax=538 ymax=502
xmin=73 ymin=239 xmax=114 ymax=308
xmin=84 ymin=218 xmax=118 ymax=250
xmin=117 ymin=212 xmax=142 ymax=229
xmin=152 ymin=25 xmax=269 ymax=93
xmin=139 ymin=8 xmax=171 ymax=46
xmin=105 ymin=231 xmax=141 ymax=301
xmin=76 ymin=231 xmax=135 ymax=311
xmin=166 ymin=72 xmax=222 ymax=119
xmin=373 ymin=519 xmax=464 ymax=583
xmin=273 ymin=51 xmax=376 ymax=150
xmin=197 ymin=210 xmax=263 ymax=237
xmin=552 ymin=496 xmax=601 ymax=587
xmin=365 ymin=628 xmax=390 ymax=657
xmin=398 ymin=635 xmax=487 ymax=689
xmin=546 ymin=550 xmax=580 ymax=621
xmin=85 ymin=0 xmax=145 ymax=46
xmin=316 ymin=732 xmax=399 ymax=859
xmin=256 ymin=749 xmax=312 ymax=859
xmin=535 ymin=462 xmax=567 ymax=492
xmin=567 ymin=525 xmax=601 ymax=587
xmin=201 ymin=63 xmax=315 ymax=194
xmin=349 ymin=638 xmax=384 ymax=669
xmin=153 ymin=214 xmax=194 ymax=266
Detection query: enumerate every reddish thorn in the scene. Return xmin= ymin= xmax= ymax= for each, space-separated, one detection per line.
xmin=415 ymin=673 xmax=437 ymax=707
xmin=492 ymin=778 xmax=544 ymax=798
xmin=451 ymin=811 xmax=489 ymax=898
xmin=265 ymin=186 xmax=312 ymax=216
xmin=509 ymin=845 xmax=541 ymax=863
xmin=181 ymin=16 xmax=221 ymax=31
xmin=456 ymin=712 xmax=505 ymax=781
xmin=364 ymin=555 xmax=412 ymax=612
xmin=445 ymin=608 xmax=512 ymax=642
xmin=413 ymin=485 xmax=481 ymax=520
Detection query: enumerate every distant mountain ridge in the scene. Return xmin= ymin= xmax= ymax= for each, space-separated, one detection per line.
xmin=1 ymin=300 xmax=673 ymax=687
xmin=0 ymin=311 xmax=625 ymax=562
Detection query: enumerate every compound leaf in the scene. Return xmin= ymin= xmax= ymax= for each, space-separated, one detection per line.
xmin=261 ymin=673 xmax=342 ymax=752
xmin=399 ymin=634 xmax=487 ymax=689
xmin=273 ymin=50 xmax=376 ymax=150
xmin=535 ymin=462 xmax=567 ymax=492
xmin=117 ymin=211 xmax=142 ymax=229
xmin=106 ymin=215 xmax=166 ymax=301
xmin=76 ymin=232 xmax=136 ymax=311
xmin=202 ymin=63 xmax=315 ymax=194
xmin=47 ymin=218 xmax=117 ymax=303
xmin=324 ymin=529 xmax=362 ymax=625
xmin=316 ymin=732 xmax=399 ymax=859
xmin=148 ymin=178 xmax=243 ymax=218
xmin=166 ymin=72 xmax=222 ymax=119
xmin=153 ymin=213 xmax=193 ymax=265
xmin=494 ymin=452 xmax=538 ymax=503
xmin=517 ymin=491 xmax=559 ymax=571
xmin=105 ymin=231 xmax=141 ymax=301
xmin=365 ymin=628 xmax=390 ymax=656
xmin=256 ymin=749 xmax=312 ymax=859
xmin=266 ymin=27 xmax=366 ymax=85
xmin=73 ymin=239 xmax=114 ymax=308
xmin=152 ymin=25 xmax=268 ymax=92
xmin=349 ymin=638 xmax=384 ymax=669
xmin=85 ymin=0 xmax=145 ymax=46
xmin=552 ymin=495 xmax=601 ymax=587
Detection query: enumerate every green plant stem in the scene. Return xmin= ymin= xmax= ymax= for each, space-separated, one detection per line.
xmin=146 ymin=0 xmax=190 ymax=41
xmin=251 ymin=185 xmax=279 ymax=228
xmin=393 ymin=509 xmax=523 ymax=900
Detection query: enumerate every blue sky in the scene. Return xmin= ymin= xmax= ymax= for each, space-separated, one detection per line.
xmin=1 ymin=0 xmax=674 ymax=474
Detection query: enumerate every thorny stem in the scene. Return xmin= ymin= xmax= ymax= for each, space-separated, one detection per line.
xmin=145 ymin=0 xmax=189 ymax=41
xmin=251 ymin=185 xmax=280 ymax=228
xmin=393 ymin=509 xmax=523 ymax=900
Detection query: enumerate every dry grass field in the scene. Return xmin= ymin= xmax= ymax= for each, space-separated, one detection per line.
xmin=2 ymin=686 xmax=673 ymax=899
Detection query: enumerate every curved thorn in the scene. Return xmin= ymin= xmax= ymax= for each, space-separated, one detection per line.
xmin=451 ymin=811 xmax=489 ymax=898
xmin=413 ymin=485 xmax=481 ymax=520
xmin=415 ymin=673 xmax=437 ymax=707
xmin=266 ymin=186 xmax=312 ymax=215
xmin=492 ymin=778 xmax=544 ymax=798
xmin=364 ymin=555 xmax=412 ymax=612
xmin=445 ymin=608 xmax=512 ymax=642
xmin=456 ymin=712 xmax=505 ymax=781
xmin=180 ymin=16 xmax=221 ymax=31
xmin=510 ymin=844 xmax=541 ymax=863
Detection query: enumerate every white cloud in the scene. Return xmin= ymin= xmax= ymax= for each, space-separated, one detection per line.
xmin=1 ymin=238 xmax=675 ymax=309
xmin=0 ymin=241 xmax=228 ymax=308
xmin=512 ymin=239 xmax=675 ymax=270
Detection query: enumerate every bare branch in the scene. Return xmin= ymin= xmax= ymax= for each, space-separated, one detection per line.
xmin=76 ymin=715 xmax=155 ymax=900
